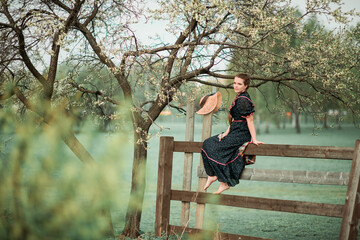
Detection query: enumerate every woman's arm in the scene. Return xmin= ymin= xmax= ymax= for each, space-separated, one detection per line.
xmin=246 ymin=114 xmax=264 ymax=145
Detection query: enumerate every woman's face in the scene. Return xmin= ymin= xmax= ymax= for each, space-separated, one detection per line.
xmin=233 ymin=77 xmax=247 ymax=93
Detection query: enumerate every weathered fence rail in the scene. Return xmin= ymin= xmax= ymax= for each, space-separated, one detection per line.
xmin=155 ymin=136 xmax=360 ymax=240
xmin=173 ymin=141 xmax=354 ymax=159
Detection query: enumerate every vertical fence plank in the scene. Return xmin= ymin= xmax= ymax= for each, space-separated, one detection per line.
xmin=155 ymin=136 xmax=174 ymax=236
xmin=181 ymin=98 xmax=195 ymax=226
xmin=340 ymin=139 xmax=360 ymax=239
xmin=195 ymin=113 xmax=213 ymax=229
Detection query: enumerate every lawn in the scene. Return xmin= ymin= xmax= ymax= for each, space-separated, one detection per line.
xmin=1 ymin=115 xmax=359 ymax=240
xmin=136 ymin=118 xmax=359 ymax=240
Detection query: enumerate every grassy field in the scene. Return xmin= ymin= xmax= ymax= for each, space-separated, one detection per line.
xmin=1 ymin=116 xmax=359 ymax=239
xmin=134 ymin=118 xmax=359 ymax=240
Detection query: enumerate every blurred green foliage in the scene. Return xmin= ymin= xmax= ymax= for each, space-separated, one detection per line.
xmin=0 ymin=105 xmax=133 ymax=239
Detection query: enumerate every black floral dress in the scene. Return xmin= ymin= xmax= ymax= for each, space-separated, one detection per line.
xmin=201 ymin=91 xmax=255 ymax=187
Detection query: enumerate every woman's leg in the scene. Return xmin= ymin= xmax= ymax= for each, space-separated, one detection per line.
xmin=213 ymin=181 xmax=230 ymax=194
xmin=204 ymin=175 xmax=218 ymax=190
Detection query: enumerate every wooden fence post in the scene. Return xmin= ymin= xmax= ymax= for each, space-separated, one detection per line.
xmin=181 ymin=98 xmax=195 ymax=226
xmin=195 ymin=113 xmax=213 ymax=229
xmin=340 ymin=139 xmax=360 ymax=239
xmin=155 ymin=136 xmax=174 ymax=236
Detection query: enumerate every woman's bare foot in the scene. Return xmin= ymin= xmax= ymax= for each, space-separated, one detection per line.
xmin=204 ymin=176 xmax=218 ymax=191
xmin=213 ymin=182 xmax=230 ymax=194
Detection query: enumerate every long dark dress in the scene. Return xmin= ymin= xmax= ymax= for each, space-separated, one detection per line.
xmin=201 ymin=91 xmax=255 ymax=187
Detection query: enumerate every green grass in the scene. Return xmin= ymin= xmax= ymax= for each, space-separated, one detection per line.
xmin=136 ymin=119 xmax=360 ymax=240
xmin=1 ymin=115 xmax=359 ymax=239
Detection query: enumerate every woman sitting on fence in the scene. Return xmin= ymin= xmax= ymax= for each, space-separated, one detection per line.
xmin=200 ymin=73 xmax=264 ymax=194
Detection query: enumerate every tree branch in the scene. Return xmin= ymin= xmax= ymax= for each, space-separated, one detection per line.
xmin=51 ymin=0 xmax=72 ymax=13
xmin=187 ymin=78 xmax=231 ymax=88
xmin=74 ymin=22 xmax=133 ymax=98
xmin=69 ymin=81 xmax=120 ymax=105
xmin=47 ymin=0 xmax=85 ymax=97
xmin=163 ymin=18 xmax=198 ymax=81
xmin=82 ymin=0 xmax=100 ymax=27
xmin=2 ymin=3 xmax=47 ymax=87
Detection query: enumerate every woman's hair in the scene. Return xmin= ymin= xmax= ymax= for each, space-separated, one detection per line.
xmin=235 ymin=73 xmax=251 ymax=89
xmin=228 ymin=73 xmax=251 ymax=125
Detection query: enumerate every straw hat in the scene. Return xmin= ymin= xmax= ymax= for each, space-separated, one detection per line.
xmin=196 ymin=91 xmax=222 ymax=115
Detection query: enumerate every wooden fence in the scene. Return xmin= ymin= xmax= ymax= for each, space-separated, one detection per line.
xmin=155 ymin=136 xmax=360 ymax=240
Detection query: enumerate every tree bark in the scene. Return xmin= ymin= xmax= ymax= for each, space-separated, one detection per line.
xmin=324 ymin=112 xmax=329 ymax=128
xmin=121 ymin=120 xmax=149 ymax=238
xmin=337 ymin=113 xmax=342 ymax=129
xmin=282 ymin=115 xmax=286 ymax=129
xmin=276 ymin=114 xmax=280 ymax=129
xmin=295 ymin=111 xmax=301 ymax=134
xmin=11 ymin=140 xmax=29 ymax=240
xmin=256 ymin=113 xmax=261 ymax=134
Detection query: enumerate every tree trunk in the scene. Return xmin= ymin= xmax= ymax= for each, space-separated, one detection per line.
xmin=62 ymin=132 xmax=99 ymax=165
xmin=282 ymin=114 xmax=286 ymax=129
xmin=121 ymin=124 xmax=149 ymax=238
xmin=295 ymin=111 xmax=301 ymax=134
xmin=256 ymin=113 xmax=261 ymax=134
xmin=323 ymin=113 xmax=329 ymax=128
xmin=11 ymin=140 xmax=29 ymax=240
xmin=337 ymin=112 xmax=342 ymax=130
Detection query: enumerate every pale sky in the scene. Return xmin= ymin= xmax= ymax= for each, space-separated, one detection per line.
xmin=292 ymin=0 xmax=360 ymax=29
xmin=133 ymin=0 xmax=360 ymax=45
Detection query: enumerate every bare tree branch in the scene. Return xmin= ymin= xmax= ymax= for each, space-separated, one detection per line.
xmin=1 ymin=3 xmax=47 ymax=87
xmin=69 ymin=81 xmax=120 ymax=105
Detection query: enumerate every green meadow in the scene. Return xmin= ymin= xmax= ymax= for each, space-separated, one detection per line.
xmin=1 ymin=113 xmax=359 ymax=240
xmin=138 ymin=117 xmax=359 ymax=240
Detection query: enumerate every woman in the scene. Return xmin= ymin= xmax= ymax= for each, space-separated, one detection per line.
xmin=201 ymin=73 xmax=264 ymax=194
